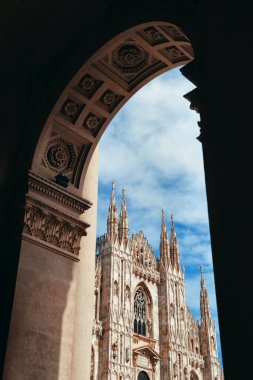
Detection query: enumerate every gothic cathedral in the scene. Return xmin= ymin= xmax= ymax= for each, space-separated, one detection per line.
xmin=91 ymin=184 xmax=223 ymax=380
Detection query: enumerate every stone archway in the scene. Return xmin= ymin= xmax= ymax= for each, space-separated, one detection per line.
xmin=31 ymin=22 xmax=193 ymax=192
xmin=2 ymin=2 xmax=253 ymax=379
xmin=3 ymin=21 xmax=195 ymax=380
xmin=138 ymin=370 xmax=150 ymax=380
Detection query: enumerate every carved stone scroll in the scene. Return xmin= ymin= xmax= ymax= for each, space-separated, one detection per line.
xmin=23 ymin=197 xmax=90 ymax=260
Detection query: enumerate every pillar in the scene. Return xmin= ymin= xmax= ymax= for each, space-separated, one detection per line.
xmin=70 ymin=145 xmax=99 ymax=380
xmin=2 ymin=145 xmax=99 ymax=379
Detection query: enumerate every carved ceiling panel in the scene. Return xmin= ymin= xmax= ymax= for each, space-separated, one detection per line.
xmin=32 ymin=22 xmax=194 ymax=191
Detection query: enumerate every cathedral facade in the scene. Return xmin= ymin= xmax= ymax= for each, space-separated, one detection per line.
xmin=91 ymin=184 xmax=223 ymax=380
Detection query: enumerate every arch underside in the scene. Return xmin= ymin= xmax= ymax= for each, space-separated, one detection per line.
xmin=32 ymin=22 xmax=193 ymax=195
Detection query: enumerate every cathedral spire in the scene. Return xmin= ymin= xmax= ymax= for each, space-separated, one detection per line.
xmin=200 ymin=265 xmax=211 ymax=321
xmin=118 ymin=187 xmax=129 ymax=247
xmin=107 ymin=182 xmax=118 ymax=242
xmin=170 ymin=214 xmax=180 ymax=269
xmin=160 ymin=209 xmax=170 ymax=266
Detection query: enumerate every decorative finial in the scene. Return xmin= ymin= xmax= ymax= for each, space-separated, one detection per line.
xmin=200 ymin=264 xmax=204 ymax=283
xmin=171 ymin=214 xmax=174 ymax=223
xmin=122 ymin=187 xmax=125 ymax=199
xmin=162 ymin=209 xmax=165 ymax=219
xmin=112 ymin=181 xmax=115 ymax=190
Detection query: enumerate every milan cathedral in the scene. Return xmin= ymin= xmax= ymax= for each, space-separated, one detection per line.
xmin=90 ymin=184 xmax=223 ymax=380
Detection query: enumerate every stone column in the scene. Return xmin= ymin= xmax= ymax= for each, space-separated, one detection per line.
xmin=181 ymin=31 xmax=253 ymax=375
xmin=70 ymin=145 xmax=99 ymax=380
xmin=3 ymin=158 xmax=93 ymax=379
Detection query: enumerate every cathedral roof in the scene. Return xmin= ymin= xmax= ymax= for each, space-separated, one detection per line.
xmin=131 ymin=231 xmax=158 ymax=270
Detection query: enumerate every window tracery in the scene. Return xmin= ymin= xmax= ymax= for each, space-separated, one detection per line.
xmin=134 ymin=288 xmax=148 ymax=336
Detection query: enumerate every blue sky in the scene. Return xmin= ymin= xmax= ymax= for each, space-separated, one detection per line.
xmin=96 ymin=68 xmax=223 ymax=364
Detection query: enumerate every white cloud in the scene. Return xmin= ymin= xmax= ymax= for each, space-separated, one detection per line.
xmin=97 ymin=68 xmax=223 ymax=362
xmin=98 ymin=69 xmax=206 ymax=228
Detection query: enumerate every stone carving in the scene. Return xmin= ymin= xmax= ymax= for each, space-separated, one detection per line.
xmin=173 ymin=362 xmax=178 ymax=377
xmin=138 ymin=26 xmax=168 ymax=46
xmin=180 ymin=307 xmax=184 ymax=320
xmin=63 ymin=100 xmax=78 ymax=117
xmin=159 ymin=45 xmax=188 ymax=65
xmin=112 ymin=41 xmax=148 ymax=73
xmin=28 ymin=172 xmax=92 ymax=213
xmin=47 ymin=143 xmax=69 ymax=169
xmin=133 ymin=353 xmax=138 ymax=366
xmin=112 ymin=341 xmax=118 ymax=359
xmin=80 ymin=74 xmax=95 ymax=90
xmin=86 ymin=114 xmax=100 ymax=130
xmin=132 ymin=231 xmax=160 ymax=283
xmin=97 ymin=89 xmax=124 ymax=113
xmin=125 ymin=285 xmax=130 ymax=300
xmin=147 ymin=318 xmax=152 ymax=332
xmin=160 ymin=24 xmax=189 ymax=42
xmin=126 ymin=347 xmax=130 ymax=362
xmin=152 ymin=357 xmax=158 ymax=372
xmin=76 ymin=73 xmax=103 ymax=99
xmin=23 ymin=198 xmax=89 ymax=255
xmin=43 ymin=135 xmax=79 ymax=177
xmin=92 ymin=319 xmax=103 ymax=337
xmin=144 ymin=26 xmax=164 ymax=41
xmin=60 ymin=98 xmax=83 ymax=122
xmin=170 ymin=303 xmax=175 ymax=317
xmin=118 ymin=44 xmax=142 ymax=65
xmin=113 ymin=281 xmax=119 ymax=296
xmin=102 ymin=90 xmax=116 ymax=106
xmin=95 ymin=258 xmax=101 ymax=289
xmin=181 ymin=45 xmax=194 ymax=58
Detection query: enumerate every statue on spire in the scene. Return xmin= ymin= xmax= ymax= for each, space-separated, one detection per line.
xmin=170 ymin=214 xmax=180 ymax=270
xmin=107 ymin=181 xmax=118 ymax=242
xmin=160 ymin=209 xmax=170 ymax=267
xmin=200 ymin=265 xmax=211 ymax=321
xmin=118 ymin=187 xmax=129 ymax=247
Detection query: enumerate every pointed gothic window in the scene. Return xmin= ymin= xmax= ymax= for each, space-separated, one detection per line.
xmin=142 ymin=321 xmax=146 ymax=336
xmin=134 ymin=319 xmax=138 ymax=333
xmin=134 ymin=288 xmax=147 ymax=336
xmin=138 ymin=371 xmax=150 ymax=380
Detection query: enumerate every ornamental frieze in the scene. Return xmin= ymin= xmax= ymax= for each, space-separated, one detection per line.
xmin=28 ymin=171 xmax=92 ymax=213
xmin=23 ymin=197 xmax=90 ymax=257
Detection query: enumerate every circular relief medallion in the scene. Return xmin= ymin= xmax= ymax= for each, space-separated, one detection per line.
xmin=117 ymin=44 xmax=142 ymax=66
xmin=145 ymin=27 xmax=163 ymax=41
xmin=102 ymin=91 xmax=116 ymax=106
xmin=86 ymin=115 xmax=99 ymax=130
xmin=63 ymin=101 xmax=78 ymax=117
xmin=168 ymin=46 xmax=183 ymax=58
xmin=80 ymin=75 xmax=95 ymax=91
xmin=112 ymin=42 xmax=148 ymax=73
xmin=47 ymin=143 xmax=69 ymax=169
